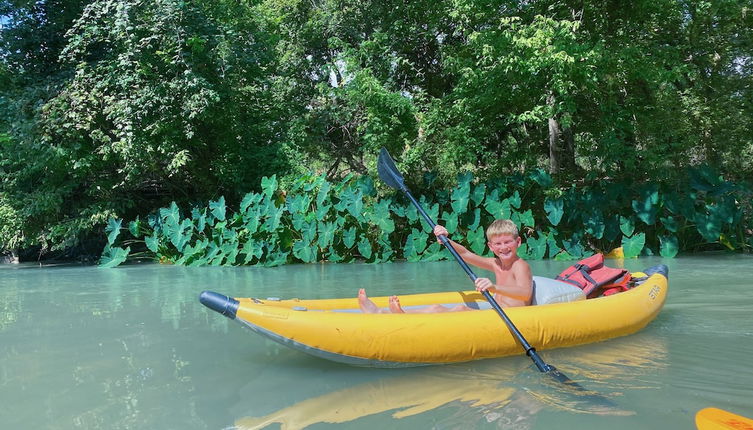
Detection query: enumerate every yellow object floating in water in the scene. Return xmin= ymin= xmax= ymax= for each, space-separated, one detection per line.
xmin=200 ymin=265 xmax=668 ymax=367
xmin=696 ymin=407 xmax=753 ymax=430
xmin=604 ymin=247 xmax=625 ymax=259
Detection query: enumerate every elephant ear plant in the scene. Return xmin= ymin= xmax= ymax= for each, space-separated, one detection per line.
xmin=100 ymin=165 xmax=752 ymax=267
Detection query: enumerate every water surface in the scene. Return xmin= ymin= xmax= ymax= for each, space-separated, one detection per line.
xmin=1 ymin=254 xmax=752 ymax=429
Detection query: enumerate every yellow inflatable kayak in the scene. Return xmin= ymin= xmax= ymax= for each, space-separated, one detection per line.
xmin=200 ymin=264 xmax=668 ymax=367
xmin=696 ymin=407 xmax=753 ymax=430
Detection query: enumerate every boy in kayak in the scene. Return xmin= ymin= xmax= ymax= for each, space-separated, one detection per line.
xmin=358 ymin=219 xmax=533 ymax=313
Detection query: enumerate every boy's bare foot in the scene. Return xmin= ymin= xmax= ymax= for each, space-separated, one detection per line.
xmin=358 ymin=288 xmax=381 ymax=313
xmin=388 ymin=295 xmax=405 ymax=313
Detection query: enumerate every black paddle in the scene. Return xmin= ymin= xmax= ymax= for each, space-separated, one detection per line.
xmin=376 ymin=147 xmax=576 ymax=384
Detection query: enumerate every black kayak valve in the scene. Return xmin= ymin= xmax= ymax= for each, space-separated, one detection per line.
xmin=199 ymin=291 xmax=240 ymax=319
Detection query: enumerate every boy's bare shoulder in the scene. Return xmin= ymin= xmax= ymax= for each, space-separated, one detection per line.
xmin=512 ymin=257 xmax=532 ymax=275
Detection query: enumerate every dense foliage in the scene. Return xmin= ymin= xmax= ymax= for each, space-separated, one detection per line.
xmin=1 ymin=0 xmax=752 ymax=261
xmin=101 ymin=166 xmax=752 ymax=267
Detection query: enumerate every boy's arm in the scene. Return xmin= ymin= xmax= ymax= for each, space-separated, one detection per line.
xmin=433 ymin=225 xmax=495 ymax=271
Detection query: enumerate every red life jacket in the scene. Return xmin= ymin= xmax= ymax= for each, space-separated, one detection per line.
xmin=555 ymin=253 xmax=631 ymax=299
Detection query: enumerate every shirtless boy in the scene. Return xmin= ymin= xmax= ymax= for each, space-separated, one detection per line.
xmin=358 ymin=219 xmax=533 ymax=313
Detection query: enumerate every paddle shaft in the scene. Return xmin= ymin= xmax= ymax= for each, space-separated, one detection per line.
xmin=401 ymin=188 xmax=553 ymax=373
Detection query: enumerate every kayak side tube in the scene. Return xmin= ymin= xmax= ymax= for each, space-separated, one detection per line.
xmin=199 ymin=290 xmax=410 ymax=367
xmin=199 ymin=265 xmax=669 ymax=368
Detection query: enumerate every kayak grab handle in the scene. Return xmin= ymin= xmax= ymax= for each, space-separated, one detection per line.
xmin=200 ymin=291 xmax=239 ymax=319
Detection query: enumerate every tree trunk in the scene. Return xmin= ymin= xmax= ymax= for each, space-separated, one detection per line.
xmin=549 ymin=116 xmax=561 ymax=174
xmin=548 ymin=94 xmax=561 ymax=174
xmin=548 ymin=93 xmax=577 ymax=174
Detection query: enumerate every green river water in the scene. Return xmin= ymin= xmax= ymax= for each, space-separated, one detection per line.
xmin=1 ymin=254 xmax=752 ymax=429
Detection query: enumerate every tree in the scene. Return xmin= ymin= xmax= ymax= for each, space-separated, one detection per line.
xmin=0 ymin=0 xmax=287 ymax=255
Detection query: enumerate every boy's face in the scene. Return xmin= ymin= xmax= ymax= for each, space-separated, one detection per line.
xmin=487 ymin=233 xmax=521 ymax=260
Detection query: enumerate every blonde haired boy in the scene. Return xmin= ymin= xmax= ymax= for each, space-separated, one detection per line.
xmin=358 ymin=219 xmax=533 ymax=313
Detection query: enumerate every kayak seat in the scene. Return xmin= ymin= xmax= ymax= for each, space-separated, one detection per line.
xmin=531 ymin=276 xmax=586 ymax=305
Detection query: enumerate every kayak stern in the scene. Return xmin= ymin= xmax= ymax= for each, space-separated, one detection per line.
xmin=200 ymin=291 xmax=239 ymax=319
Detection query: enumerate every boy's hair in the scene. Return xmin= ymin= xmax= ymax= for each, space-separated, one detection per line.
xmin=486 ymin=219 xmax=519 ymax=239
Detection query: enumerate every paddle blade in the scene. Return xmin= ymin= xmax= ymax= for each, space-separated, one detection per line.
xmin=695 ymin=407 xmax=753 ymax=430
xmin=377 ymin=147 xmax=405 ymax=191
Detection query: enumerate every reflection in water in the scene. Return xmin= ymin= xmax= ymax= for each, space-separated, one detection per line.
xmin=233 ymin=335 xmax=667 ymax=429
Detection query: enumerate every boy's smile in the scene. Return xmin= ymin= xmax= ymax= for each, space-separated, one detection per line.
xmin=488 ymin=234 xmax=521 ymax=260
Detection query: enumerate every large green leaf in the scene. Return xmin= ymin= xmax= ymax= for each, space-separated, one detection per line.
xmin=443 ymin=210 xmax=459 ymax=234
xmin=336 ymin=187 xmax=365 ymax=221
xmin=286 ymin=194 xmax=312 ymax=215
xmin=695 ymin=212 xmax=721 ymax=242
xmin=293 ymin=240 xmax=316 ymax=263
xmin=375 ymin=234 xmax=394 ymax=263
xmin=105 ymin=218 xmax=122 ymax=246
xmin=145 ymin=232 xmax=160 ymax=253
xmin=188 ymin=257 xmax=209 ymax=267
xmin=264 ymin=249 xmax=289 ymax=267
xmin=420 ymin=242 xmax=446 ymax=262
xmin=620 ymin=215 xmax=635 ymax=237
xmin=240 ymin=192 xmax=263 ymax=215
xmin=262 ymin=205 xmax=284 ymax=232
xmin=221 ymin=240 xmax=240 ymax=266
xmin=316 ymin=181 xmax=332 ymax=207
xmin=467 ymin=225 xmax=486 ymax=255
xmin=316 ymin=204 xmax=331 ymax=221
xmin=176 ymin=239 xmax=209 ymax=265
xmin=562 ymin=235 xmax=586 ymax=258
xmin=404 ymin=203 xmax=419 ymax=224
xmin=546 ymin=233 xmax=561 ymax=257
xmin=209 ymin=196 xmax=227 ymax=222
xmin=708 ymin=201 xmax=735 ymax=225
xmin=659 ymin=234 xmax=679 ymax=258
xmin=514 ymin=209 xmax=535 ymax=228
xmin=403 ymin=228 xmax=428 ymax=261
xmin=128 ymin=217 xmax=142 ymax=238
xmin=261 ymin=175 xmax=278 ymax=198
xmin=244 ymin=207 xmax=260 ymax=233
xmin=484 ymin=195 xmax=512 ymax=220
xmin=544 ymin=198 xmax=564 ymax=226
xmin=470 ymin=183 xmax=486 ymax=206
xmin=529 ymin=168 xmax=553 ymax=187
xmin=689 ymin=165 xmax=723 ymax=192
xmin=241 ymin=240 xmax=264 ymax=264
xmin=467 ymin=208 xmax=481 ymax=231
xmin=583 ymin=209 xmax=604 ymax=239
xmin=357 ymin=176 xmax=377 ymax=197
xmin=160 ymin=201 xmax=180 ymax=225
xmin=343 ymin=227 xmax=357 ymax=248
xmin=660 ymin=215 xmax=679 ymax=232
xmin=327 ymin=249 xmax=344 ymax=262
xmin=554 ymin=251 xmax=575 ymax=261
xmin=522 ymin=233 xmax=547 ymax=260
xmin=622 ymin=233 xmax=646 ymax=258
xmin=631 ymin=188 xmax=659 ymax=225
xmin=357 ymin=236 xmax=372 ymax=260
xmin=99 ymin=246 xmax=130 ymax=268
xmin=450 ymin=180 xmax=471 ymax=214
xmin=369 ymin=199 xmax=394 ymax=233
xmin=318 ymin=221 xmax=336 ymax=249
xmin=299 ymin=220 xmax=317 ymax=243
xmin=194 ymin=208 xmax=207 ymax=232
xmin=508 ymin=190 xmax=522 ymax=209
xmin=421 ymin=202 xmax=440 ymax=233
xmin=170 ymin=218 xmax=193 ymax=252
xmin=665 ymin=192 xmax=696 ymax=219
